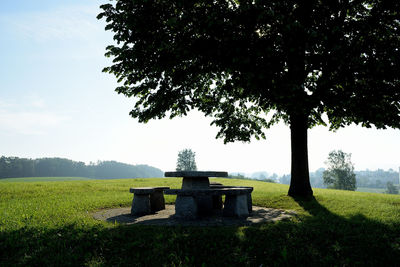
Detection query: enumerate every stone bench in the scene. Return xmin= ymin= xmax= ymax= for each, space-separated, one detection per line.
xmin=209 ymin=182 xmax=224 ymax=209
xmin=164 ymin=187 xmax=253 ymax=219
xmin=209 ymin=185 xmax=253 ymax=213
xmin=129 ymin=187 xmax=170 ymax=215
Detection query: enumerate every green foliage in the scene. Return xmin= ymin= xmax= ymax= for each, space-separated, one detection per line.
xmin=98 ymin=0 xmax=400 ymax=197
xmin=386 ymin=182 xmax=399 ymax=195
xmin=323 ymin=150 xmax=356 ymax=191
xmin=98 ymin=0 xmax=400 ymax=139
xmin=228 ymin=173 xmax=251 ymax=179
xmin=92 ymin=161 xmax=163 ymax=179
xmin=356 ymin=169 xmax=399 ymax=188
xmin=176 ymin=149 xmax=197 ymax=171
xmin=0 ymin=177 xmax=92 ymax=182
xmin=228 ymin=173 xmax=276 ymax=183
xmin=280 ymin=169 xmax=399 ymax=193
xmin=0 ymin=178 xmax=400 ymax=266
xmin=0 ymin=156 xmax=163 ymax=179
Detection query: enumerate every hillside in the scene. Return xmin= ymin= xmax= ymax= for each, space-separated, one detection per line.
xmin=0 ymin=156 xmax=163 ymax=179
xmin=0 ymin=178 xmax=399 ymax=266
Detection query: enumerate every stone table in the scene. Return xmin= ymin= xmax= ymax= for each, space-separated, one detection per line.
xmin=164 ymin=171 xmax=228 ymax=189
xmin=164 ymin=171 xmax=228 ymax=215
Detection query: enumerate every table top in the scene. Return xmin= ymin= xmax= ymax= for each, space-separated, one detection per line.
xmin=164 ymin=171 xmax=228 ymax=178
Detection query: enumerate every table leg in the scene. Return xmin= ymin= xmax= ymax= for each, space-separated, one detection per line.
xmin=181 ymin=177 xmax=210 ymax=189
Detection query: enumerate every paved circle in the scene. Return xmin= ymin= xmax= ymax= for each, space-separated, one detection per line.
xmin=93 ymin=205 xmax=296 ymax=227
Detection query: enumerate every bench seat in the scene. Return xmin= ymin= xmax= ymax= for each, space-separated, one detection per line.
xmin=130 ymin=186 xmax=170 ymax=215
xmin=165 ymin=187 xmax=253 ymax=219
xmin=209 ymin=185 xmax=253 ymax=213
xmin=164 ymin=188 xmax=252 ymax=196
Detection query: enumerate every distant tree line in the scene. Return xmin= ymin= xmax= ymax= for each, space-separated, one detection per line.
xmin=0 ymin=156 xmax=163 ymax=179
xmin=355 ymin=169 xmax=399 ymax=189
xmin=228 ymin=173 xmax=276 ymax=183
xmin=279 ymin=169 xmax=399 ymax=189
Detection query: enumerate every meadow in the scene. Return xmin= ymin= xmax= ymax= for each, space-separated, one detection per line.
xmin=1 ymin=178 xmax=399 ymax=266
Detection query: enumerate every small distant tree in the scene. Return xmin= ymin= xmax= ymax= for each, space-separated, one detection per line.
xmin=323 ymin=150 xmax=356 ymax=191
xmin=176 ymin=149 xmax=197 ymax=171
xmin=280 ymin=175 xmax=291 ymax=185
xmin=386 ymin=182 xmax=399 ymax=195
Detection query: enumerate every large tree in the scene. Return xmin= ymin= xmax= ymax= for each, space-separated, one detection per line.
xmin=98 ymin=0 xmax=400 ymax=197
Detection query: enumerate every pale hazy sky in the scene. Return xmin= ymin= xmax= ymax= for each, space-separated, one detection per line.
xmin=0 ymin=1 xmax=399 ymax=175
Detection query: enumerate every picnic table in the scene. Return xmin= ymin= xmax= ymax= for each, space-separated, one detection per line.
xmin=129 ymin=171 xmax=253 ymax=219
xmin=164 ymin=171 xmax=253 ymax=218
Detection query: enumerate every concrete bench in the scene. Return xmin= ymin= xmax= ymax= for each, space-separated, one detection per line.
xmin=164 ymin=187 xmax=253 ymax=219
xmin=210 ymin=185 xmax=253 ymax=213
xmin=129 ymin=187 xmax=170 ymax=215
xmin=209 ymin=182 xmax=224 ymax=209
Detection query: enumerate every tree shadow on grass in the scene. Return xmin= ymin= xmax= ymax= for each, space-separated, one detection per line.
xmin=239 ymin=196 xmax=400 ymax=266
xmin=1 ymin=198 xmax=399 ymax=266
xmin=0 ymin=223 xmax=247 ymax=266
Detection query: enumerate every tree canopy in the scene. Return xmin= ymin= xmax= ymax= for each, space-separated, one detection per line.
xmin=98 ymin=0 xmax=400 ymax=196
xmin=323 ymin=150 xmax=357 ymax=191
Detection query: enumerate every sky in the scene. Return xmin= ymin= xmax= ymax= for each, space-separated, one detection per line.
xmin=0 ymin=1 xmax=399 ymax=175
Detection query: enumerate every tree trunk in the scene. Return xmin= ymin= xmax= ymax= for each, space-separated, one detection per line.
xmin=288 ymin=113 xmax=313 ymax=197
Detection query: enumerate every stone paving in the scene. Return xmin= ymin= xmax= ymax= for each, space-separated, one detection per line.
xmin=92 ymin=205 xmax=297 ymax=227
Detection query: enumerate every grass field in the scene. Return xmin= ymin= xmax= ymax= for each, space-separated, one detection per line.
xmin=1 ymin=178 xmax=399 ymax=266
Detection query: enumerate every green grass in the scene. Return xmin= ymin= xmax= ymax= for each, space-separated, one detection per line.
xmin=1 ymin=178 xmax=399 ymax=266
xmin=0 ymin=177 xmax=93 ymax=182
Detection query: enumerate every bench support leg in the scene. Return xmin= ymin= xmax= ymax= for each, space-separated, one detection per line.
xmin=223 ymin=194 xmax=249 ymax=217
xmin=131 ymin=194 xmax=151 ymax=215
xmin=150 ymin=190 xmax=166 ymax=212
xmin=175 ymin=195 xmax=198 ymax=219
xmin=212 ymin=195 xmax=223 ymax=210
xmin=247 ymin=193 xmax=252 ymax=213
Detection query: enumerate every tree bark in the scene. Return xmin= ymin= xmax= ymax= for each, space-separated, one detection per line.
xmin=288 ymin=113 xmax=313 ymax=197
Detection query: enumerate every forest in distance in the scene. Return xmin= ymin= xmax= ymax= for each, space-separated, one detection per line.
xmin=0 ymin=156 xmax=163 ymax=179
xmin=1 ymin=156 xmax=399 ymax=191
xmin=232 ymin=168 xmax=400 ymax=190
